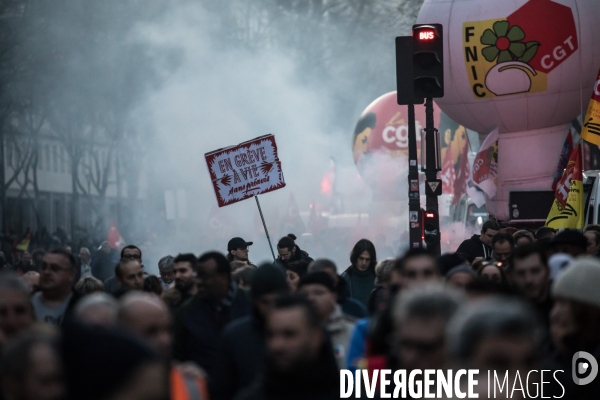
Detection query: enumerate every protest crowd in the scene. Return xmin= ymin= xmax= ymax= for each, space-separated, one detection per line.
xmin=0 ymin=221 xmax=599 ymax=400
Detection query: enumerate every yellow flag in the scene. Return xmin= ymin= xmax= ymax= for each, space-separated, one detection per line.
xmin=580 ymin=68 xmax=600 ymax=146
xmin=546 ymin=144 xmax=583 ymax=229
xmin=16 ymin=237 xmax=30 ymax=252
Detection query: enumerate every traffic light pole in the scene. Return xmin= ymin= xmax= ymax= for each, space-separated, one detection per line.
xmin=424 ymin=97 xmax=441 ymax=255
xmin=397 ymin=24 xmax=443 ymax=253
xmin=407 ymin=103 xmax=422 ymax=249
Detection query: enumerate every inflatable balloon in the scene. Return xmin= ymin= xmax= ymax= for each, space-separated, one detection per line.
xmin=417 ymin=0 xmax=600 ymax=219
xmin=352 ymin=92 xmax=468 ymax=200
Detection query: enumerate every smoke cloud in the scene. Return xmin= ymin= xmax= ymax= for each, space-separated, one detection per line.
xmin=126 ymin=1 xmax=416 ymax=272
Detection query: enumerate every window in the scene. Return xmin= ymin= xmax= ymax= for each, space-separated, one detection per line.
xmin=52 ymin=145 xmax=58 ymax=172
xmin=60 ymin=147 xmax=66 ymax=173
xmin=45 ymin=145 xmax=50 ymax=171
xmin=38 ymin=145 xmax=44 ymax=170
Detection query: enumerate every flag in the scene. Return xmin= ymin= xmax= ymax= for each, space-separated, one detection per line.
xmin=16 ymin=232 xmax=31 ymax=252
xmin=107 ymin=220 xmax=123 ymax=249
xmin=452 ymin=136 xmax=470 ymax=205
xmin=552 ymin=130 xmax=574 ymax=191
xmin=546 ymin=144 xmax=584 ymax=229
xmin=281 ymin=193 xmax=305 ymax=234
xmin=470 ymin=128 xmax=499 ymax=199
xmin=441 ymin=145 xmax=455 ymax=194
xmin=580 ymin=68 xmax=600 ymax=146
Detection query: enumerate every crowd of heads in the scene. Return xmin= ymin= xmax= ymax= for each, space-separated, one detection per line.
xmin=0 ymin=223 xmax=598 ymax=399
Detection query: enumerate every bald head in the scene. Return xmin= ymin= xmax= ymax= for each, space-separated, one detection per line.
xmin=118 ymin=292 xmax=172 ymax=358
xmin=75 ymin=293 xmax=118 ymax=327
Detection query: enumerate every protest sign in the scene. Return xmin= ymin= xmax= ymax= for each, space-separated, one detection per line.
xmin=205 ymin=134 xmax=285 ymax=207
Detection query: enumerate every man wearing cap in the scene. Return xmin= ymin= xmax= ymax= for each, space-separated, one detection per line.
xmin=551 ymin=257 xmax=600 ymax=399
xmin=226 ymin=237 xmax=252 ymax=264
xmin=298 ymin=271 xmax=356 ymax=369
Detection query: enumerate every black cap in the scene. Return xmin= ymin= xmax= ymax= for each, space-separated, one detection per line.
xmin=551 ymin=229 xmax=587 ymax=250
xmin=228 ymin=237 xmax=253 ymax=251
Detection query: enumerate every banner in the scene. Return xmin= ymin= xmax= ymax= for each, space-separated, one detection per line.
xmin=580 ymin=68 xmax=600 ymax=146
xmin=552 ymin=130 xmax=574 ymax=191
xmin=441 ymin=145 xmax=455 ymax=195
xmin=453 ymin=137 xmax=470 ymax=205
xmin=546 ymin=144 xmax=584 ymax=229
xmin=470 ymin=128 xmax=499 ymax=199
xmin=205 ymin=135 xmax=286 ymax=207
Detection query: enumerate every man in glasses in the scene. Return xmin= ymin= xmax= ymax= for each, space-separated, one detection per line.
xmin=31 ymin=248 xmax=79 ymax=326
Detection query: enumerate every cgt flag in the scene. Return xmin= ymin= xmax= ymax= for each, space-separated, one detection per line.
xmin=546 ymin=144 xmax=584 ymax=229
xmin=580 ymin=68 xmax=600 ymax=146
xmin=469 ymin=128 xmax=499 ymax=202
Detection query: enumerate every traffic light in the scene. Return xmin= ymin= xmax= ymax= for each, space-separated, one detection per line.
xmin=423 ymin=209 xmax=440 ymax=246
xmin=412 ymin=24 xmax=444 ymax=99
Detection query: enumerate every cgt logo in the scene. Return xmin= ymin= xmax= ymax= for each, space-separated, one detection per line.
xmin=462 ymin=0 xmax=578 ymax=99
xmin=572 ymin=351 xmax=598 ymax=386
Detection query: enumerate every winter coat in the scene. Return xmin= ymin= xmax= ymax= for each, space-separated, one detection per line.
xmin=173 ymin=285 xmax=252 ymax=376
xmin=455 ymin=234 xmax=492 ymax=263
xmin=336 ymin=277 xmax=368 ymax=319
xmin=272 ymin=245 xmax=313 ymax=269
xmin=341 ymin=265 xmax=376 ymax=307
xmin=234 ymin=333 xmax=340 ymax=400
xmin=210 ymin=314 xmax=266 ymax=400
xmin=326 ymin=305 xmax=357 ymax=369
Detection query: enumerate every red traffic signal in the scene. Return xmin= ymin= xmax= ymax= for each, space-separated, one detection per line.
xmin=412 ymin=24 xmax=444 ymax=99
xmin=417 ymin=29 xmax=435 ymax=41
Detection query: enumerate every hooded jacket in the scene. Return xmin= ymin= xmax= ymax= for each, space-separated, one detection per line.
xmin=272 ymin=245 xmax=313 ymax=269
xmin=456 ymin=234 xmax=492 ymax=263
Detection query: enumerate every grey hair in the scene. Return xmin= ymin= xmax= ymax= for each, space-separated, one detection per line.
xmin=74 ymin=293 xmax=119 ymax=319
xmin=158 ymin=255 xmax=175 ymax=272
xmin=375 ymin=258 xmax=396 ymax=285
xmin=79 ymin=247 xmax=91 ymax=255
xmin=393 ymin=283 xmax=466 ymax=329
xmin=446 ymin=296 xmax=542 ymax=363
xmin=0 ymin=272 xmax=32 ymax=296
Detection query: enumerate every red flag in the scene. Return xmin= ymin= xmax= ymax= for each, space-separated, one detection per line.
xmin=553 ymin=144 xmax=581 ymax=208
xmin=552 ymin=130 xmax=574 ymax=191
xmin=107 ymin=220 xmax=123 ymax=249
xmin=452 ymin=138 xmax=470 ymax=205
xmin=441 ymin=146 xmax=455 ymax=194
